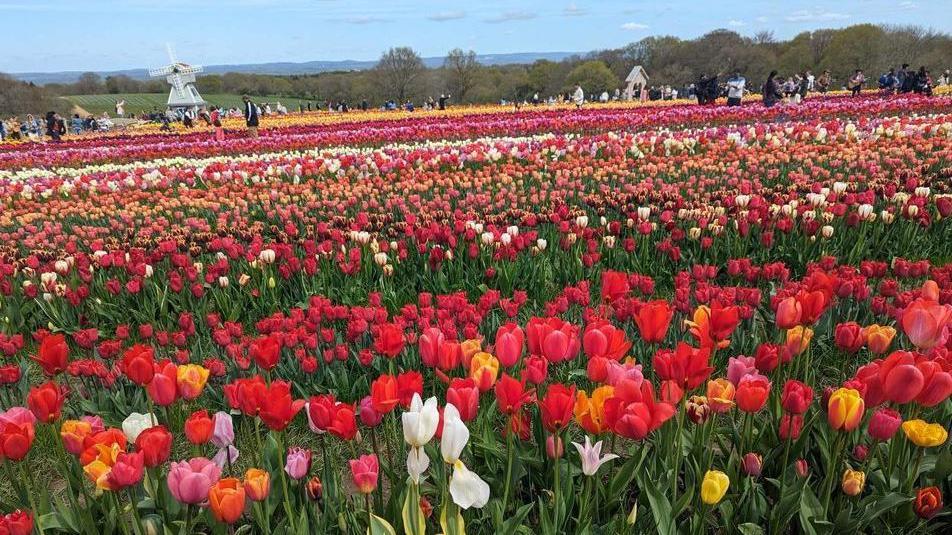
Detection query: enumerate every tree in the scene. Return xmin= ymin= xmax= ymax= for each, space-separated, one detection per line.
xmin=443 ymin=49 xmax=480 ymax=103
xmin=375 ymin=47 xmax=424 ymax=102
xmin=565 ymin=61 xmax=619 ymax=95
xmin=74 ymin=72 xmax=103 ymax=95
xmin=0 ymin=74 xmax=58 ymax=116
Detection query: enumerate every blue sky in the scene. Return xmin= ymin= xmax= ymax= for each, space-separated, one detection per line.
xmin=1 ymin=0 xmax=946 ymax=73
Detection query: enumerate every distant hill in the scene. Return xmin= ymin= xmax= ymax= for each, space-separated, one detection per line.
xmin=11 ymin=52 xmax=578 ymax=85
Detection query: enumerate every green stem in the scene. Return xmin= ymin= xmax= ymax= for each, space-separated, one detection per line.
xmin=875 ymin=441 xmax=891 ymax=488
xmin=181 ymin=504 xmax=192 ymax=535
xmin=277 ymin=432 xmax=298 ymax=534
xmin=20 ymin=461 xmax=45 ymax=535
xmin=501 ymin=432 xmax=515 ymax=515
xmin=126 ymin=488 xmax=144 ymax=535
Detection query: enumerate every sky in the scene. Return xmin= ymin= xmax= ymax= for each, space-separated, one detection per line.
xmin=0 ymin=0 xmax=947 ymax=73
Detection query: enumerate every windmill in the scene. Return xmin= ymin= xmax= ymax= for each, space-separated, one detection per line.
xmin=149 ymin=44 xmax=206 ymax=109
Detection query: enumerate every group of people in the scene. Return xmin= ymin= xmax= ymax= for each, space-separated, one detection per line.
xmin=0 ymin=111 xmax=118 ymax=142
xmin=877 ymin=64 xmax=937 ymax=96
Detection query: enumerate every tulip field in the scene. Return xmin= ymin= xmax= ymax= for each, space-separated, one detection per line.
xmin=0 ymin=93 xmax=951 ymax=534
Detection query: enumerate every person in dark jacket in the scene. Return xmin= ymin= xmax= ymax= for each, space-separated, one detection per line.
xmin=898 ymin=64 xmax=915 ymax=94
xmin=762 ymin=71 xmax=782 ymax=107
xmin=242 ymin=95 xmax=259 ymax=138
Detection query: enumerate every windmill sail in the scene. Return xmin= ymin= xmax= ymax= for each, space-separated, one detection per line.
xmin=149 ymin=44 xmax=205 ymax=109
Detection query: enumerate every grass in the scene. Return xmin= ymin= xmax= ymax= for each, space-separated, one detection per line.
xmin=61 ymin=93 xmax=315 ymax=116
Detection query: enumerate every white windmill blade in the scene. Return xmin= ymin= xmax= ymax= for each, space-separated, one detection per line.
xmin=166 ymin=43 xmax=178 ymax=65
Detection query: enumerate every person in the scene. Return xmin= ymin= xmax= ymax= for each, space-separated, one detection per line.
xmin=805 ymin=70 xmax=815 ymax=92
xmin=46 ymin=111 xmax=62 ymax=141
xmin=242 ymin=95 xmax=259 ymax=138
xmin=848 ymin=69 xmax=865 ymax=96
xmin=115 ymin=99 xmax=125 ymax=117
xmin=898 ymin=64 xmax=914 ymax=94
xmin=0 ymin=118 xmax=5 ymax=142
xmin=914 ymin=66 xmax=932 ymax=96
xmin=816 ymin=70 xmax=831 ymax=93
xmin=437 ymin=94 xmax=448 ymax=110
xmin=572 ymin=85 xmax=584 ymax=109
xmin=70 ymin=114 xmax=83 ymax=135
xmin=879 ymin=68 xmax=897 ymax=94
xmin=182 ymin=107 xmax=194 ymax=128
xmin=725 ymin=72 xmax=745 ymax=106
xmin=696 ymin=74 xmax=709 ymax=104
xmin=937 ymin=70 xmax=950 ymax=86
xmin=797 ymin=72 xmax=809 ymax=102
xmin=761 ymin=71 xmax=782 ymax=108
xmin=210 ymin=106 xmax=224 ymax=141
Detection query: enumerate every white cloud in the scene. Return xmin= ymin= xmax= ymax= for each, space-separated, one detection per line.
xmin=898 ymin=1 xmax=917 ymax=9
xmin=563 ymin=3 xmax=585 ymax=17
xmin=621 ymin=22 xmax=649 ymax=31
xmin=428 ymin=10 xmax=465 ymax=22
xmin=755 ymin=16 xmax=768 ymax=23
xmin=484 ymin=10 xmax=536 ymax=23
xmin=340 ymin=15 xmax=390 ymax=24
xmin=784 ymin=10 xmax=849 ymax=22
xmin=728 ymin=19 xmax=745 ymax=27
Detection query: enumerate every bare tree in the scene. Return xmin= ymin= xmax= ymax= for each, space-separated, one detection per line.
xmin=809 ymin=30 xmax=835 ymax=66
xmin=375 ymin=47 xmax=424 ymax=102
xmin=753 ymin=31 xmax=776 ymax=45
xmin=443 ymin=48 xmax=480 ymax=103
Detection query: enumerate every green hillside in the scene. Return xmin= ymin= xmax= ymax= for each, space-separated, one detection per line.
xmin=63 ymin=93 xmax=314 ymax=115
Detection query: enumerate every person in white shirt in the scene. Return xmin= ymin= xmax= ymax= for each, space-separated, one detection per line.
xmin=599 ymin=91 xmax=609 ymax=103
xmin=572 ymin=85 xmax=584 ymax=109
xmin=726 ymin=71 xmax=745 ymax=106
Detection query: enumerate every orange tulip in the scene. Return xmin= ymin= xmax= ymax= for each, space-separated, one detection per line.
xmin=60 ymin=419 xmax=94 ymax=456
xmin=176 ymin=364 xmax=209 ymax=400
xmin=574 ymin=385 xmax=614 ymax=434
xmin=706 ymin=378 xmax=735 ymax=413
xmin=862 ymin=325 xmax=896 ymax=355
xmin=785 ymin=326 xmax=814 ymax=356
xmin=243 ymin=468 xmax=270 ymax=502
xmin=209 ymin=477 xmax=246 ymax=524
xmin=469 ymin=352 xmax=499 ymax=392
xmin=460 ymin=339 xmax=482 ymax=369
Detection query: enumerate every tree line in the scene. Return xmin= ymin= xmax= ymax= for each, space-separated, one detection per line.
xmin=2 ymin=24 xmax=950 ymax=116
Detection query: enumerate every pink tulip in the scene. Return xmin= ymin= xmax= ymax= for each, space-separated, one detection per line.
xmin=285 ymin=447 xmax=312 ymax=480
xmin=167 ymin=457 xmax=221 ymax=504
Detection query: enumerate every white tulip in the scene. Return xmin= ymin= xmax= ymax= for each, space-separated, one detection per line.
xmin=449 ymin=460 xmax=490 ymax=509
xmin=572 ymin=436 xmax=619 ymax=476
xmin=122 ymin=412 xmax=158 ymax=443
xmin=440 ymin=404 xmax=469 ymax=464
xmin=406 ymin=447 xmax=430 ymax=484
xmin=402 ymin=394 xmax=439 ymax=448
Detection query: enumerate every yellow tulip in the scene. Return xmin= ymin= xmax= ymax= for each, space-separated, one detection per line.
xmin=902 ymin=420 xmax=949 ymax=448
xmin=862 ymin=324 xmax=896 ymax=354
xmin=468 ymin=352 xmax=499 ymax=392
xmin=785 ymin=326 xmax=814 ymax=356
xmin=841 ymin=469 xmax=865 ymax=496
xmin=700 ymin=470 xmax=730 ymax=505
xmin=827 ymin=388 xmax=864 ymax=432
xmin=176 ymin=364 xmax=210 ymax=400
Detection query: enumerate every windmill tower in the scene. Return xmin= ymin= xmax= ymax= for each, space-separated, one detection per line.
xmin=149 ymin=45 xmax=206 ymax=109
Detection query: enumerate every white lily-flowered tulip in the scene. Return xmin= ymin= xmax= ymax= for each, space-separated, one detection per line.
xmin=449 ymin=459 xmax=490 ymax=509
xmin=121 ymin=412 xmax=158 ymax=443
xmin=406 ymin=447 xmax=430 ymax=484
xmin=440 ymin=403 xmax=490 ymax=509
xmin=402 ymin=394 xmax=439 ymax=447
xmin=572 ymin=435 xmax=619 ymax=476
xmin=440 ymin=404 xmax=469 ymax=464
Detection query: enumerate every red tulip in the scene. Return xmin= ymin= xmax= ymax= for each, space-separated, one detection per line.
xmin=736 ymin=375 xmax=771 ymax=412
xmin=634 ymin=300 xmax=674 ymax=344
xmin=326 ymin=402 xmax=358 ymax=441
xmin=135 ymin=425 xmax=173 ymax=467
xmin=526 ymin=317 xmax=580 ymax=363
xmin=34 ymin=333 xmax=68 ymax=376
xmin=583 ymin=320 xmax=631 ymax=361
xmin=437 ymin=341 xmax=463 ymax=371
xmin=753 ymin=343 xmax=790 ymax=373
xmin=184 ymin=410 xmax=214 ymax=445
xmin=370 ymin=374 xmax=400 ymax=414
xmin=495 ymin=373 xmax=533 ymax=416
xmin=879 ymin=351 xmax=924 ymax=404
xmin=914 ymin=359 xmax=952 ymax=407
xmin=600 ymin=270 xmax=629 ymax=303
xmin=834 ymin=322 xmax=865 ymax=353
xmin=258 ymin=381 xmax=304 ymax=431
xmin=249 ymin=334 xmax=282 ymax=371
xmin=775 ymin=296 xmax=802 ymax=329
xmin=780 ymin=380 xmax=814 ymax=414
xmin=306 ymin=394 xmax=337 ymax=432
xmin=121 ymin=344 xmax=155 ymax=385
xmin=797 ymin=290 xmax=829 ymax=326
xmin=494 ymin=323 xmax=524 ymax=367
xmin=0 ymin=421 xmax=35 ymax=461
xmin=653 ymin=342 xmax=713 ymax=391
xmin=396 ymin=371 xmax=424 ymax=409
xmin=867 ymin=407 xmax=902 ymax=441
xmin=373 ymin=323 xmax=405 ymax=358
xmin=914 ymin=486 xmax=943 ymax=519
xmin=2 ymin=509 xmax=33 ymax=535
xmin=27 ymin=381 xmax=65 ymax=423
xmin=540 ymin=383 xmax=576 ymax=432
xmin=223 ymin=375 xmax=267 ymax=416
xmin=779 ymin=414 xmax=803 ymax=440
xmin=522 ymin=354 xmax=548 ymax=384
xmin=108 ymin=451 xmax=145 ymax=489
xmin=446 ymin=378 xmax=479 ymax=422
xmin=146 ymin=361 xmax=179 ymax=406
xmin=603 ymin=379 xmax=675 ymax=440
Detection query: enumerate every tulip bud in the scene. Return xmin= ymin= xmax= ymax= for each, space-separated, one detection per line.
xmin=914 ymin=486 xmax=942 ymax=519
xmin=795 ymin=459 xmax=809 ymax=478
xmin=419 ymin=496 xmax=433 ymax=518
xmin=306 ymin=476 xmax=323 ymax=501
xmin=852 ymin=444 xmax=868 ymax=462
xmin=742 ymin=453 xmax=762 ymax=477
xmin=546 ymin=434 xmax=564 ymax=459
xmin=267 ymin=276 xmax=276 ymax=289
xmin=626 ymin=502 xmax=638 ymax=525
